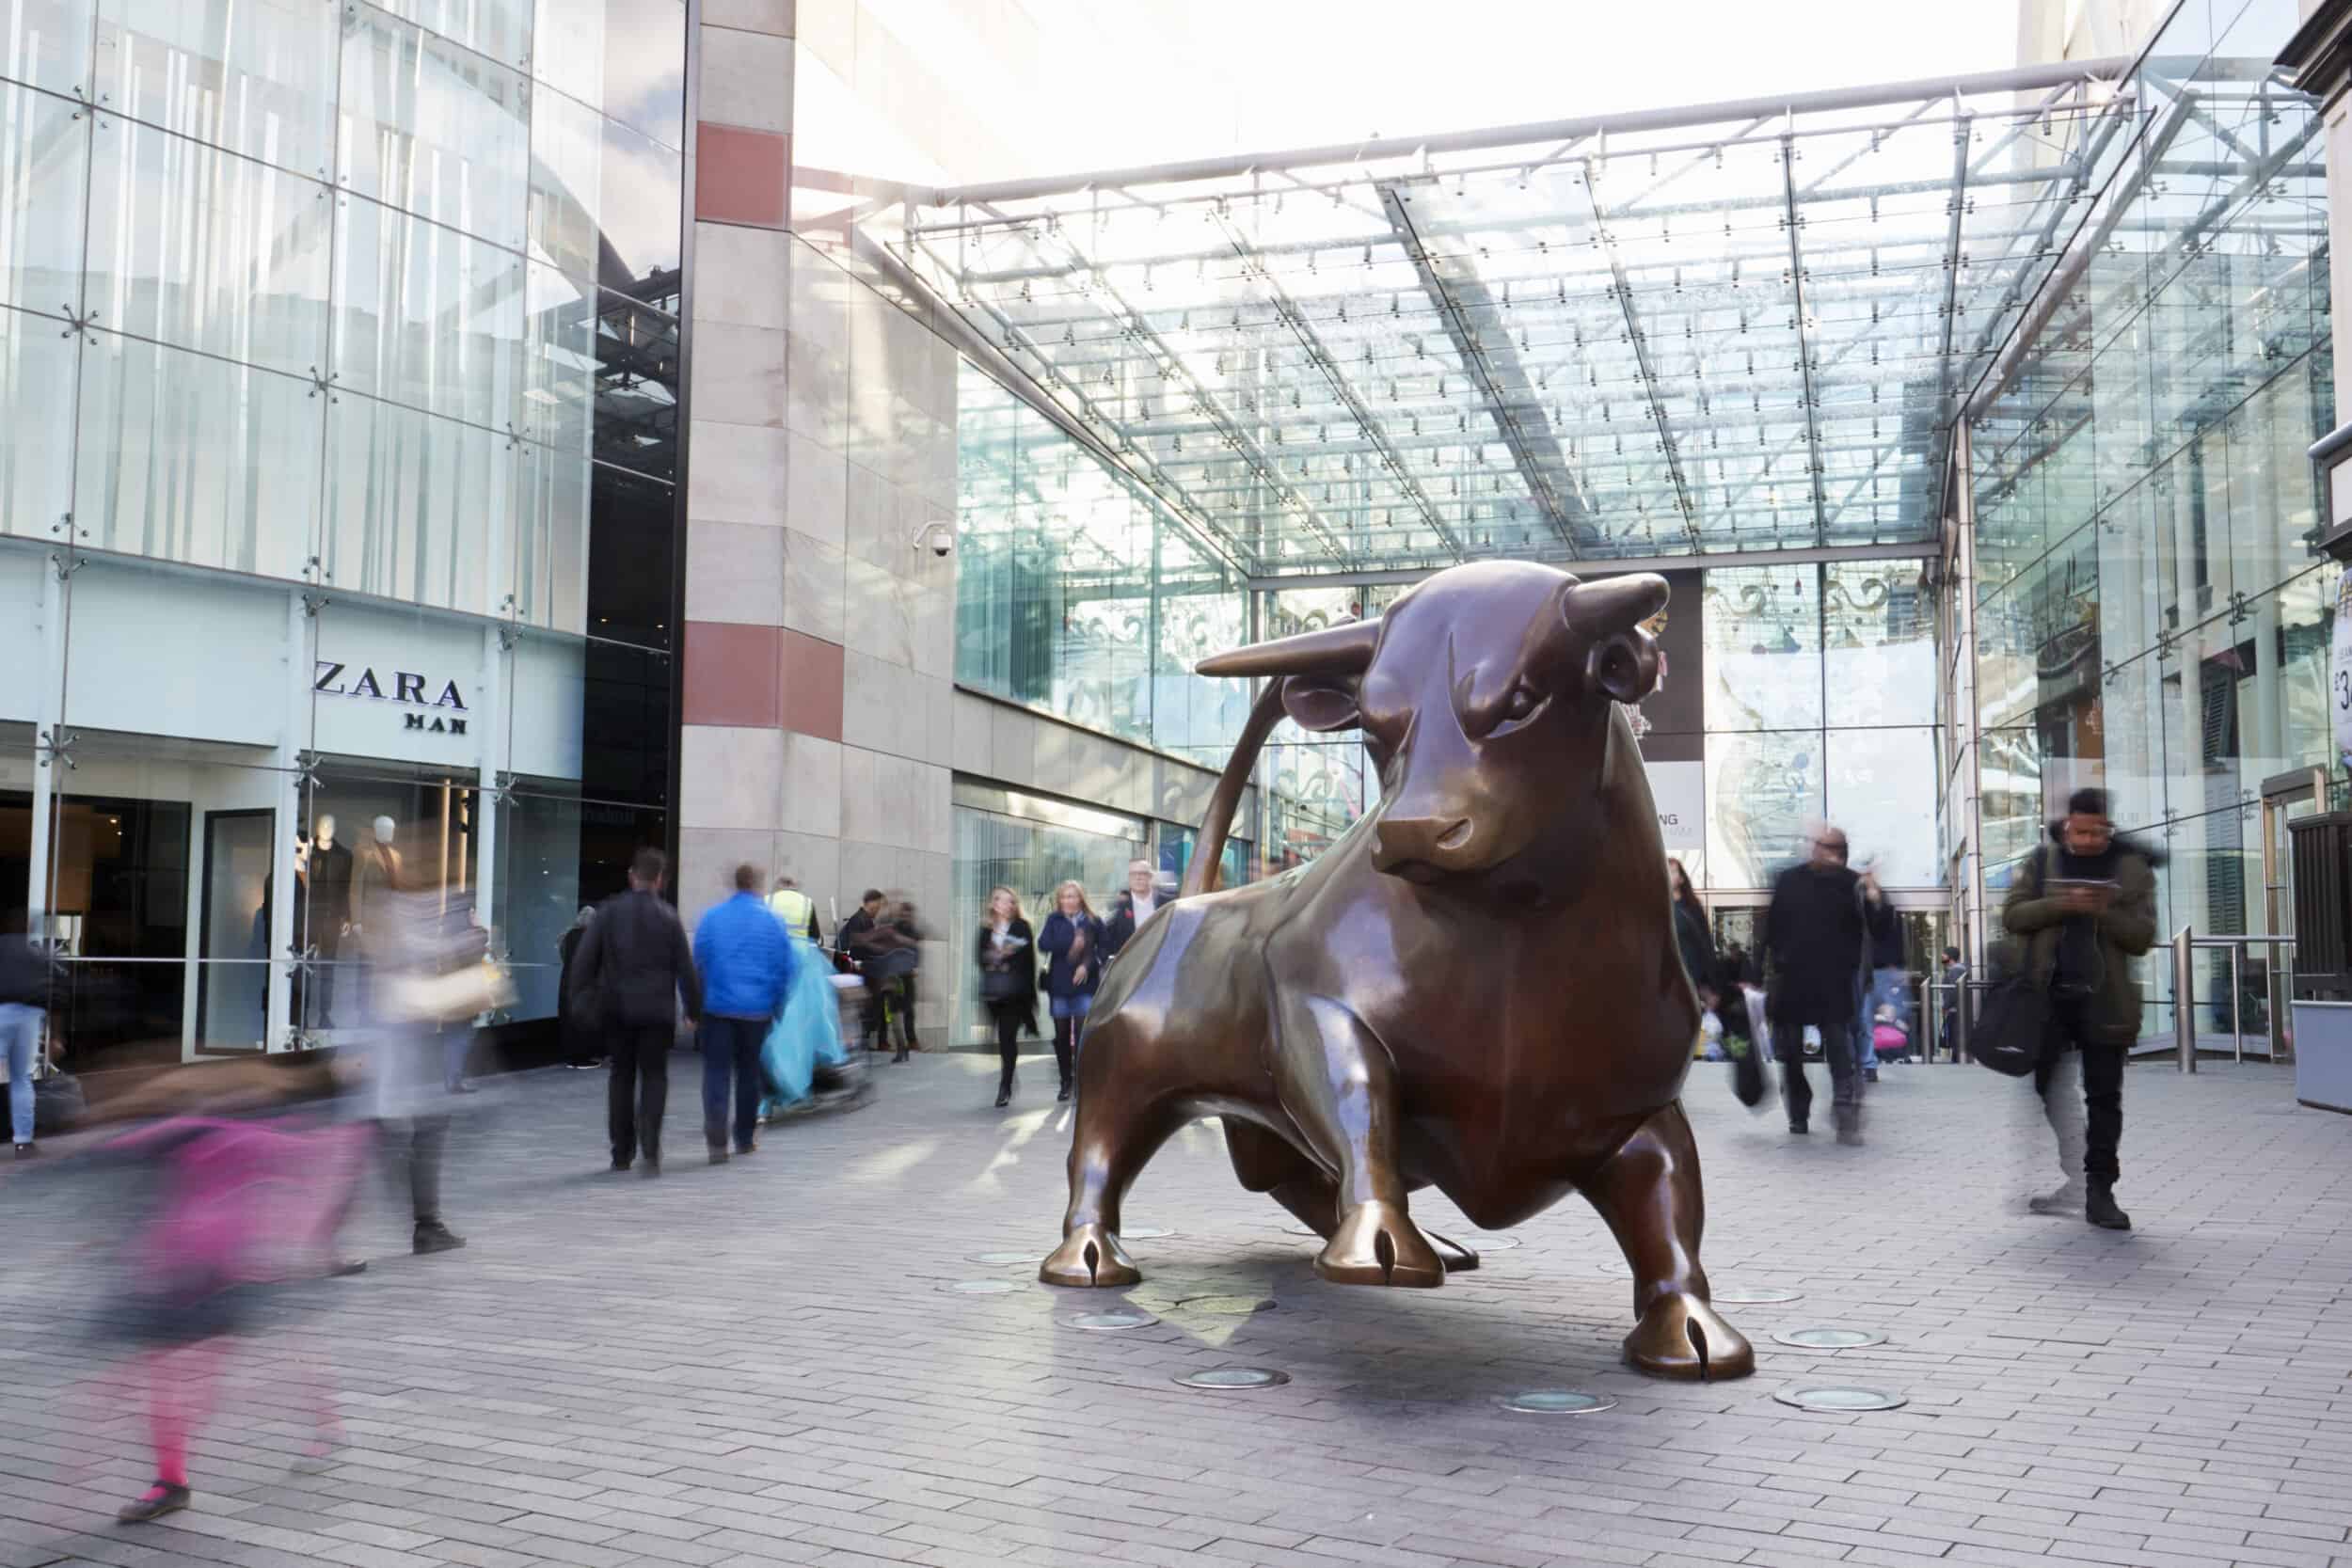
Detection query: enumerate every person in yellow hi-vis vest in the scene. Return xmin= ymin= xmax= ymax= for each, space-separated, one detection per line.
xmin=766 ymin=878 xmax=820 ymax=943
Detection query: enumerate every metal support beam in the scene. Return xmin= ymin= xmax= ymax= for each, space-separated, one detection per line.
xmin=1581 ymin=160 xmax=1701 ymax=551
xmin=1933 ymin=113 xmax=1975 ymax=426
xmin=1375 ymin=183 xmax=1588 ymax=554
xmin=1246 ymin=537 xmax=1936 ymax=594
xmin=929 ymin=58 xmax=2131 ymax=208
xmin=1779 ymin=131 xmax=1828 ymax=548
xmin=1206 ymin=199 xmax=1467 ymax=562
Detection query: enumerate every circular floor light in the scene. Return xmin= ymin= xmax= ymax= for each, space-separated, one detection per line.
xmin=966 ymin=1251 xmax=1034 ymax=1266
xmin=1123 ymin=1226 xmax=1176 ymax=1240
xmin=1498 ymin=1389 xmax=1615 ymax=1416
xmin=1772 ymin=1327 xmax=1886 ymax=1350
xmin=943 ymin=1279 xmax=1022 ymax=1295
xmin=1713 ymin=1286 xmax=1803 ymax=1305
xmin=1774 ymin=1384 xmax=1906 ymax=1412
xmin=1066 ymin=1308 xmax=1159 ymax=1331
xmin=1174 ymin=1367 xmax=1290 ymax=1391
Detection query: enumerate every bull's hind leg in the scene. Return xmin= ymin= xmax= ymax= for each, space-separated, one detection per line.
xmin=1039 ymin=1015 xmax=1183 ymax=1289
xmin=1579 ymin=1100 xmax=1755 ymax=1381
xmin=1226 ymin=1121 xmax=1478 ymax=1272
xmin=1271 ymin=995 xmax=1444 ymax=1287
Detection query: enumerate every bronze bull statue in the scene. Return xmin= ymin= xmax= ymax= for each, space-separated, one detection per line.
xmin=1038 ymin=560 xmax=1754 ymax=1381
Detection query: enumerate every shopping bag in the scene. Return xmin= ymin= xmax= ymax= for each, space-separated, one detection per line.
xmin=1729 ymin=1037 xmax=1766 ymax=1108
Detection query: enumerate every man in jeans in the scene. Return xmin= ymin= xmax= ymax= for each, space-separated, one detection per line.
xmin=572 ymin=848 xmax=702 ymax=1175
xmin=691 ymin=864 xmax=795 ymax=1163
xmin=2001 ymin=787 xmax=2158 ymax=1231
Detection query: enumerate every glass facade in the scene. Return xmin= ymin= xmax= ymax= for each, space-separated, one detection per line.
xmin=1703 ymin=559 xmax=1939 ymax=888
xmin=1963 ymin=0 xmax=2331 ymax=1037
xmin=955 ymin=361 xmax=1252 ymax=770
xmin=0 ymin=0 xmax=685 ymax=1070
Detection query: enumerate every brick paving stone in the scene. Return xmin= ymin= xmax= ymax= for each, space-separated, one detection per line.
xmin=2 ymin=1055 xmax=2348 ymax=1566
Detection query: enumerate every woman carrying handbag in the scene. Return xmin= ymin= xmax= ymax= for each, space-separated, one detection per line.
xmin=975 ymin=887 xmax=1037 ymax=1108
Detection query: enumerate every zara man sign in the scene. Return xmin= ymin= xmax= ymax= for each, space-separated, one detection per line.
xmin=313 ymin=661 xmax=471 ymax=735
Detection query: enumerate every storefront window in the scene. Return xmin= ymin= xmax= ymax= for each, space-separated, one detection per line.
xmin=948 ymin=785 xmax=1143 ymax=1047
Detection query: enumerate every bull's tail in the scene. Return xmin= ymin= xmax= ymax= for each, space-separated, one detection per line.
xmin=1181 ymin=679 xmax=1289 ymax=897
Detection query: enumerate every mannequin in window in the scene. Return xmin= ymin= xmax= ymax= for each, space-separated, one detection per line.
xmin=308 ymin=816 xmax=354 ymax=1030
xmin=350 ymin=816 xmax=401 ymax=937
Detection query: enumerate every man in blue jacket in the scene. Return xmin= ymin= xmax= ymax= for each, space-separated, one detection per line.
xmin=692 ymin=864 xmax=796 ymax=1163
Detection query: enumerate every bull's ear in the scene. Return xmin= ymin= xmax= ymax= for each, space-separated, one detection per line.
xmin=1586 ymin=630 xmax=1661 ymax=704
xmin=1280 ymin=673 xmax=1362 ymax=733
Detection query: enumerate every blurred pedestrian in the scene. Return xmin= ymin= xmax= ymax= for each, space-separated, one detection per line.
xmin=365 ymin=866 xmax=502 ymax=1255
xmin=556 ymin=906 xmax=601 ymax=1069
xmin=1101 ymin=860 xmax=1165 ymax=964
xmin=1763 ymin=822 xmax=1893 ymax=1144
xmin=2 ymin=907 xmax=56 ymax=1157
xmin=1937 ymin=945 xmax=1966 ymax=1062
xmin=1038 ymin=881 xmax=1104 ymax=1102
xmin=2001 ymin=787 xmax=2158 ymax=1231
xmin=1851 ymin=856 xmax=1906 ymax=1085
xmin=572 ymin=848 xmax=702 ymax=1175
xmin=976 ymin=887 xmax=1038 ymax=1108
xmin=89 ymin=1059 xmax=364 ymax=1525
xmin=1668 ymin=859 xmax=1714 ymax=1003
xmin=691 ymin=864 xmax=795 ymax=1164
xmin=837 ymin=890 xmax=890 ymax=1050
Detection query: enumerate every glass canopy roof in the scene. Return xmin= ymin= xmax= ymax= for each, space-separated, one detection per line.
xmin=898 ymin=62 xmax=2166 ymax=578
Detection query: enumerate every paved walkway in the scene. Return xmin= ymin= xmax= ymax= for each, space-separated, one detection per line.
xmin=1 ymin=1051 xmax=2347 ymax=1568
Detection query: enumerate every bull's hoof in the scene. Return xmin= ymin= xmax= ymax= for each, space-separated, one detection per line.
xmin=1623 ymin=1291 xmax=1754 ymax=1382
xmin=1039 ymin=1223 xmax=1140 ymax=1288
xmin=1314 ymin=1200 xmax=1445 ymax=1288
xmin=1428 ymin=1230 xmax=1480 ymax=1273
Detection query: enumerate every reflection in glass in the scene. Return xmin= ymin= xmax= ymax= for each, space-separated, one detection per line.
xmin=1704 ymin=731 xmax=1821 ymax=889
xmin=530 ymin=0 xmax=683 ymax=150
xmin=338 ymin=4 xmax=529 ymax=251
xmin=0 ymin=306 xmax=76 ymax=539
xmin=75 ymin=327 xmax=323 ymax=578
xmin=0 ymin=80 xmax=88 ymax=317
xmin=371 ymin=0 xmax=531 ymax=67
xmin=582 ymin=461 xmax=672 ymax=649
xmin=332 ymin=191 xmax=526 ymax=431
xmin=526 ymin=83 xmax=681 ymax=290
xmin=1826 ymin=727 xmax=1939 ymax=886
xmin=589 ymin=288 xmax=676 ymax=477
xmin=0 ymin=0 xmax=96 ymax=98
xmin=84 ymin=117 xmax=333 ymax=378
xmin=320 ymin=389 xmax=504 ymax=615
xmin=95 ymin=0 xmax=339 ymax=176
xmin=1821 ymin=560 xmax=1933 ymax=728
xmin=511 ymin=438 xmax=589 ymax=634
xmin=1702 ymin=566 xmax=1821 ymax=731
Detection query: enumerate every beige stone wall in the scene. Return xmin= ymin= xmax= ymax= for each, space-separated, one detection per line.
xmin=676 ymin=0 xmax=1238 ymax=1041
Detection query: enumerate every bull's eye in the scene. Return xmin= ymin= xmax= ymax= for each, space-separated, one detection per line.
xmin=1487 ymin=681 xmax=1550 ymax=738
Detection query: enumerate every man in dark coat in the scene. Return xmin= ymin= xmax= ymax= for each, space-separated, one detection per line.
xmin=570 ymin=848 xmax=702 ymax=1174
xmin=2000 ymin=787 xmax=2157 ymax=1231
xmin=1763 ymin=821 xmax=1893 ymax=1143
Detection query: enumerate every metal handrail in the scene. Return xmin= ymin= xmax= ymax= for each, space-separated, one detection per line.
xmin=1923 ymin=977 xmax=1991 ymax=1063
xmin=2170 ymin=927 xmax=2296 ymax=1070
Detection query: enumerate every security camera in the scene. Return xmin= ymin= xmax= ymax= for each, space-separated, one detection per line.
xmin=911 ymin=520 xmax=954 ymax=558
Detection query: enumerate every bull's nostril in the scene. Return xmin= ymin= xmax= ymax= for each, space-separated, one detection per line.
xmin=1437 ymin=820 xmax=1472 ymax=851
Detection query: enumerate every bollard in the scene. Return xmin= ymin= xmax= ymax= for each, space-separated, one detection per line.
xmin=2171 ymin=926 xmax=2196 ymax=1073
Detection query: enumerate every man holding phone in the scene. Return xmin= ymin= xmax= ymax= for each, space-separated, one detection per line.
xmin=2000 ymin=787 xmax=2159 ymax=1230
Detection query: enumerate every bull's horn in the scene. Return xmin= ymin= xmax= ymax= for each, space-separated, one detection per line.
xmin=1563 ymin=573 xmax=1669 ymax=632
xmin=1196 ymin=616 xmax=1379 ymax=678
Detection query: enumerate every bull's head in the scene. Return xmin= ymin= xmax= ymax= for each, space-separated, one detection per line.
xmin=1199 ymin=562 xmax=1665 ymax=892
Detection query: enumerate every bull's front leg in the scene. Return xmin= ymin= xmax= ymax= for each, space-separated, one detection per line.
xmin=1578 ymin=1099 xmax=1755 ymax=1381
xmin=1274 ymin=994 xmax=1444 ymax=1288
